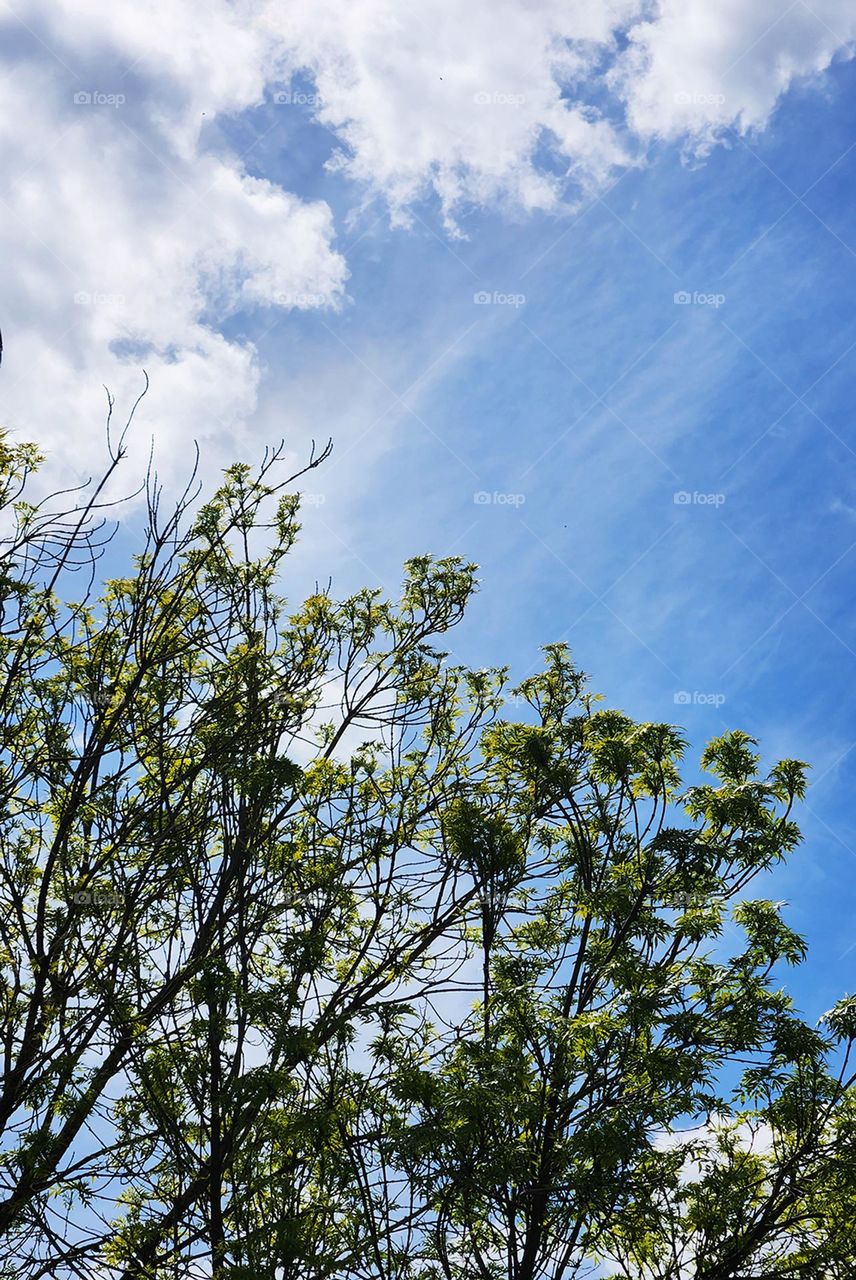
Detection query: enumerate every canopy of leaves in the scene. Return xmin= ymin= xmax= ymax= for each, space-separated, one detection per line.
xmin=0 ymin=426 xmax=852 ymax=1280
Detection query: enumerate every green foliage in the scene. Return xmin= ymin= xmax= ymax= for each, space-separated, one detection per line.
xmin=0 ymin=429 xmax=852 ymax=1280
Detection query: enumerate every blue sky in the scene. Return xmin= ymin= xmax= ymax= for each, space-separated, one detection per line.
xmin=250 ymin=61 xmax=856 ymax=1020
xmin=3 ymin=1 xmax=856 ymax=1021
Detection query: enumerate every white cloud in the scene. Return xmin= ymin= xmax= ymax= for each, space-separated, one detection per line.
xmin=2 ymin=0 xmax=855 ymax=496
xmin=0 ymin=14 xmax=347 ymax=493
xmin=269 ymin=0 xmax=856 ymax=221
xmin=653 ymin=1114 xmax=776 ymax=1183
xmin=614 ymin=0 xmax=856 ymax=153
xmin=269 ymin=0 xmax=642 ymax=227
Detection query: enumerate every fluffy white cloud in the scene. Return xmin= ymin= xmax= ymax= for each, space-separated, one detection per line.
xmin=269 ymin=0 xmax=642 ymax=226
xmin=0 ymin=10 xmax=347 ymax=494
xmin=2 ymin=0 xmax=855 ymax=497
xmin=614 ymin=0 xmax=856 ymax=153
xmin=270 ymin=0 xmax=856 ymax=220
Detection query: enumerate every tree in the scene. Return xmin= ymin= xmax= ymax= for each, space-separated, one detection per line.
xmin=387 ymin=683 xmax=856 ymax=1280
xmin=0 ymin=423 xmax=853 ymax=1279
